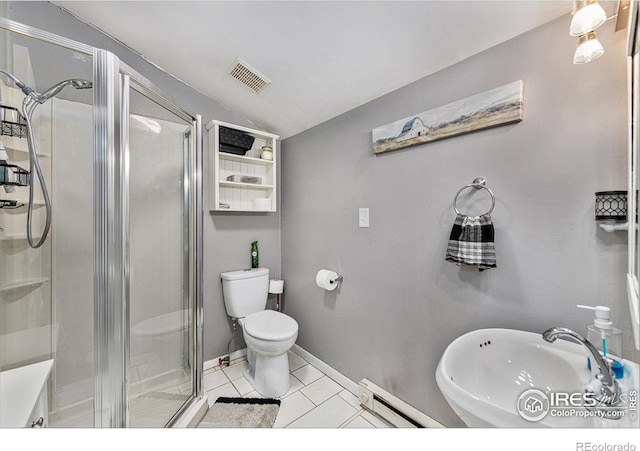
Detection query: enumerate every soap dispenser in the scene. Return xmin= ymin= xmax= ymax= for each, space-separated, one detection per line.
xmin=577 ymin=304 xmax=624 ymax=379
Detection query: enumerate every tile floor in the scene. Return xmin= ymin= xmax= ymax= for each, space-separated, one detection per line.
xmin=203 ymin=350 xmax=392 ymax=428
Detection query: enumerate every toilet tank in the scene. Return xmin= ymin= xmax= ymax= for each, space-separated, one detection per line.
xmin=220 ymin=268 xmax=269 ymax=318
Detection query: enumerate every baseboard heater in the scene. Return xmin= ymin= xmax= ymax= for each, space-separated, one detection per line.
xmin=358 ymin=378 xmax=443 ymax=428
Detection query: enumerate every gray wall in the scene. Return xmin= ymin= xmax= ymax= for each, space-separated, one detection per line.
xmin=4 ymin=1 xmax=280 ymax=361
xmin=281 ymin=15 xmax=639 ymax=427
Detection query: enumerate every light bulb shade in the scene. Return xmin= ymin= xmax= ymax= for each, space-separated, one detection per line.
xmin=570 ymin=0 xmax=607 ymax=36
xmin=573 ymin=32 xmax=604 ymax=64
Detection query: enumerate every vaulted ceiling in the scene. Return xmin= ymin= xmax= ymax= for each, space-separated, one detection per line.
xmin=53 ymin=1 xmax=577 ymax=138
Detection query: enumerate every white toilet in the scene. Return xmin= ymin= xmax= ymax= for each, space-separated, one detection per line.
xmin=221 ymin=267 xmax=298 ymax=397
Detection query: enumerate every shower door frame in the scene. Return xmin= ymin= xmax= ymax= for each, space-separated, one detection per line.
xmin=116 ymin=63 xmax=204 ymax=427
xmin=0 ymin=17 xmax=204 ymax=428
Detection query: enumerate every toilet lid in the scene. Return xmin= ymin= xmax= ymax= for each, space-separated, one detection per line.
xmin=244 ymin=310 xmax=298 ymax=342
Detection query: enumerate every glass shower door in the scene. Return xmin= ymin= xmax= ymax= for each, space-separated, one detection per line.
xmin=127 ymin=83 xmax=195 ymax=427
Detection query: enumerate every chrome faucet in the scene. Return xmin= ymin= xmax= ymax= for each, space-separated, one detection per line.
xmin=543 ymin=327 xmax=622 ymax=410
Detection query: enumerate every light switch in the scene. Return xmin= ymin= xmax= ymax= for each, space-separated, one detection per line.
xmin=359 ymin=208 xmax=369 ymax=228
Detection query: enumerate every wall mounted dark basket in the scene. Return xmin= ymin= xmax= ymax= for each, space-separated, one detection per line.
xmin=1 ymin=105 xmax=28 ymax=138
xmin=219 ymin=126 xmax=255 ymax=155
xmin=0 ymin=161 xmax=29 ymax=187
xmin=0 ymin=199 xmax=24 ymax=209
xmin=595 ymin=191 xmax=632 ymax=222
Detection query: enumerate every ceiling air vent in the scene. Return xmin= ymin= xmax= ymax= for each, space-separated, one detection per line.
xmin=226 ymin=58 xmax=271 ymax=93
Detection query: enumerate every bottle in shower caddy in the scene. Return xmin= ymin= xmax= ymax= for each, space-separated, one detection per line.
xmin=0 ymin=141 xmax=7 ymax=184
xmin=0 ymin=141 xmax=14 ymax=190
xmin=577 ymin=304 xmax=624 ymax=379
xmin=251 ymin=241 xmax=259 ymax=269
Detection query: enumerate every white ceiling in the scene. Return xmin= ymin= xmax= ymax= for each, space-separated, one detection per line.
xmin=53 ymin=1 xmax=576 ymax=139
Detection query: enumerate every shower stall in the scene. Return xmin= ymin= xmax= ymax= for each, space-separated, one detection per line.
xmin=0 ymin=18 xmax=203 ymax=427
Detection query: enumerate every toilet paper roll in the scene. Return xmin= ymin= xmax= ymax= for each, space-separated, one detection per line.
xmin=269 ymin=279 xmax=284 ymax=294
xmin=316 ymin=269 xmax=339 ymax=291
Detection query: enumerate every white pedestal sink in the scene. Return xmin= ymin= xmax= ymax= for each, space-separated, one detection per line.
xmin=436 ymin=328 xmax=639 ymax=428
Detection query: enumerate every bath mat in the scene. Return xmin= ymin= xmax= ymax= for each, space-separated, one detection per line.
xmin=197 ymin=397 xmax=281 ymax=428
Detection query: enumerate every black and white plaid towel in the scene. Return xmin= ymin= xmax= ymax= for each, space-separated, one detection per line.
xmin=445 ymin=214 xmax=496 ymax=271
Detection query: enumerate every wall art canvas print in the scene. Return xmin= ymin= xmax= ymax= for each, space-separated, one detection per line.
xmin=372 ymin=80 xmax=523 ymax=154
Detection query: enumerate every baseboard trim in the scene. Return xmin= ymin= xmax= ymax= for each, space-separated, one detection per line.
xmin=205 ymin=344 xmax=443 ymax=428
xmin=291 ymin=344 xmax=359 ymax=396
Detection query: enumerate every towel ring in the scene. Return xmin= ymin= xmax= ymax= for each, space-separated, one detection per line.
xmin=453 ymin=178 xmax=496 ymax=216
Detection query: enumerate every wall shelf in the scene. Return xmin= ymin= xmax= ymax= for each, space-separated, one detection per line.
xmin=3 ymin=141 xmax=49 ymax=158
xmin=0 ymin=233 xmax=42 ymax=243
xmin=207 ymin=119 xmax=279 ymax=212
xmin=1 ymin=233 xmax=29 ymax=242
xmin=0 ymin=200 xmax=25 ymax=210
xmin=0 ymin=277 xmax=49 ymax=296
xmin=219 ymin=181 xmax=274 ymax=190
xmin=219 ymin=153 xmax=274 ymax=166
xmin=599 ymin=222 xmax=638 ymax=232
xmin=0 ymin=202 xmax=45 ymax=214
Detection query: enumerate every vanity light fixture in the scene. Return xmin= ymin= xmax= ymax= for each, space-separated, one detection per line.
xmin=569 ymin=0 xmax=625 ymax=65
xmin=573 ymin=31 xmax=605 ymax=64
xmin=570 ymin=0 xmax=607 ymax=36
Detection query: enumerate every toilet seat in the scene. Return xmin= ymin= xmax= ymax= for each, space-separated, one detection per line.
xmin=243 ymin=310 xmax=298 ymax=342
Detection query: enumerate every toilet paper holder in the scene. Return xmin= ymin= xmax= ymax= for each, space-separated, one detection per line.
xmin=316 ymin=269 xmax=344 ymax=291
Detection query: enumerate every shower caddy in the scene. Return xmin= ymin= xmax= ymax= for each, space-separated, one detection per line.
xmin=0 ymin=92 xmax=49 ymax=302
xmin=0 ymin=104 xmax=29 ymax=209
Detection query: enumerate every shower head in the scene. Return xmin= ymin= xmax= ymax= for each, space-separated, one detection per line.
xmin=1 ymin=71 xmax=92 ymax=104
xmin=71 ymin=79 xmax=93 ymax=89
xmin=0 ymin=69 xmax=36 ymax=97
xmin=0 ymin=71 xmax=93 ymax=250
xmin=36 ymin=78 xmax=93 ymax=103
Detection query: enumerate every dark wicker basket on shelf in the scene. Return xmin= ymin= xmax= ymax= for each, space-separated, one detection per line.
xmin=219 ymin=126 xmax=255 ymax=155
